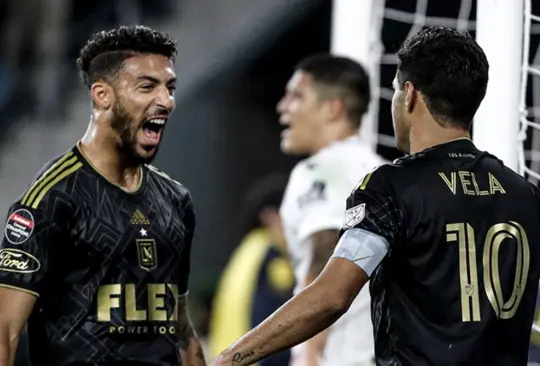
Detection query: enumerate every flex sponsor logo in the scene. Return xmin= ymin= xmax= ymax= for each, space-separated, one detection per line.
xmin=4 ymin=209 xmax=34 ymax=245
xmin=97 ymin=283 xmax=180 ymax=335
xmin=0 ymin=248 xmax=41 ymax=273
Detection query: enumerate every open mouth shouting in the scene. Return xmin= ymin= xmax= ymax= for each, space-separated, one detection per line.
xmin=139 ymin=116 xmax=168 ymax=149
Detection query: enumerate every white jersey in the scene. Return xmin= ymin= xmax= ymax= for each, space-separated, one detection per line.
xmin=280 ymin=136 xmax=386 ymax=366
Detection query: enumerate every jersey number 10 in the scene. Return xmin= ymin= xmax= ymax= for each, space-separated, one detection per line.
xmin=446 ymin=222 xmax=530 ymax=322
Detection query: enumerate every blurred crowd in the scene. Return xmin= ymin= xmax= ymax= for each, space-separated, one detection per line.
xmin=0 ymin=0 xmax=174 ymax=128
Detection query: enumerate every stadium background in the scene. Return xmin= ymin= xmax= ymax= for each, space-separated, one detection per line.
xmin=0 ymin=0 xmax=539 ymax=364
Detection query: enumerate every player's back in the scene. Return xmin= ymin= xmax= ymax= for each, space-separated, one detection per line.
xmin=370 ymin=139 xmax=540 ymax=366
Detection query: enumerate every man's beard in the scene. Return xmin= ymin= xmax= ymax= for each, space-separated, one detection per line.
xmin=110 ymin=102 xmax=158 ymax=165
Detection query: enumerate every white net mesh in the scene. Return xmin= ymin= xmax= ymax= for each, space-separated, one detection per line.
xmin=520 ymin=0 xmax=540 ymax=340
xmin=374 ymin=0 xmax=478 ymax=158
xmin=374 ymin=0 xmax=540 ymax=174
xmin=519 ymin=0 xmax=540 ymax=184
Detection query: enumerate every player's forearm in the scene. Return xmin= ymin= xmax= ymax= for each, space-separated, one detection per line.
xmin=176 ymin=294 xmax=206 ymax=365
xmin=0 ymin=331 xmax=18 ymax=366
xmin=216 ymin=283 xmax=347 ymax=366
xmin=307 ymin=230 xmax=340 ymax=281
xmin=177 ymin=312 xmax=205 ymax=365
xmin=305 ymin=327 xmax=330 ymax=362
xmin=179 ymin=335 xmax=206 ymax=366
xmin=302 ymin=230 xmax=339 ymax=363
xmin=303 ymin=274 xmax=330 ymax=365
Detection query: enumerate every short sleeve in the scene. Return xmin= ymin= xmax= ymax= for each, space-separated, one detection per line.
xmin=293 ymin=159 xmax=362 ymax=241
xmin=341 ymin=167 xmax=401 ymax=243
xmin=331 ymin=167 xmax=401 ymax=276
xmin=296 ymin=178 xmax=345 ymax=240
xmin=0 ymin=201 xmax=60 ymax=297
xmin=177 ymin=191 xmax=196 ymax=295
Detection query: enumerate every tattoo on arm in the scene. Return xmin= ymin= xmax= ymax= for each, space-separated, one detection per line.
xmin=232 ymin=350 xmax=255 ymax=365
xmin=309 ymin=230 xmax=340 ymax=278
xmin=176 ymin=295 xmax=207 ymax=365
xmin=177 ymin=295 xmax=196 ymax=351
xmin=195 ymin=344 xmax=205 ymax=360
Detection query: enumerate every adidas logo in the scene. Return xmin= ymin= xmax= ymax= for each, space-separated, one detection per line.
xmin=131 ymin=209 xmax=150 ymax=225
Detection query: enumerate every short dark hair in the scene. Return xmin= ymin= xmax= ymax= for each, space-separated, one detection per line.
xmin=296 ymin=54 xmax=371 ymax=128
xmin=77 ymin=25 xmax=177 ymax=89
xmin=396 ymin=27 xmax=489 ymax=130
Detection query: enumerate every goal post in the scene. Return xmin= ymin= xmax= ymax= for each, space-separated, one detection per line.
xmin=331 ymin=0 xmax=384 ymax=153
xmin=473 ymin=0 xmax=524 ymax=173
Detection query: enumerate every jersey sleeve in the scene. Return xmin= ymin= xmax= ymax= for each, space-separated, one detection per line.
xmin=177 ymin=191 xmax=195 ymax=295
xmin=0 ymin=199 xmax=62 ymax=297
xmin=295 ymin=164 xmax=354 ymax=241
xmin=331 ymin=166 xmax=401 ymax=276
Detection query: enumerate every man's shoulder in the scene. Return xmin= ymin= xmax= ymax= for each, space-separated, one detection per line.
xmin=18 ymin=148 xmax=82 ymax=210
xmin=350 ymin=160 xmax=406 ymax=197
xmin=145 ymin=164 xmax=191 ymax=202
xmin=369 ymin=154 xmax=426 ymax=180
xmin=291 ymin=146 xmax=373 ymax=182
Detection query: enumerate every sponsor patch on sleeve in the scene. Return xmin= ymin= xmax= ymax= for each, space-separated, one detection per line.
xmin=4 ymin=209 xmax=34 ymax=245
xmin=0 ymin=248 xmax=41 ymax=273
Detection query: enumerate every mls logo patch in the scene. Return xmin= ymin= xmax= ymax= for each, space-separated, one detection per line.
xmin=136 ymin=239 xmax=157 ymax=272
xmin=344 ymin=204 xmax=366 ymax=228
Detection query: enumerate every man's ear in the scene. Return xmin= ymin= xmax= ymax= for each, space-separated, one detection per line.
xmin=404 ymin=81 xmax=418 ymax=114
xmin=324 ymin=98 xmax=346 ymax=122
xmin=91 ymin=81 xmax=114 ymax=110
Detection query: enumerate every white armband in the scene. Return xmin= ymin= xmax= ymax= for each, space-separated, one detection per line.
xmin=331 ymin=228 xmax=389 ymax=277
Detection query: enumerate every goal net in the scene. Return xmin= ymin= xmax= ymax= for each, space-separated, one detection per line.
xmin=519 ymin=0 xmax=540 ymax=184
xmin=332 ymin=0 xmax=540 ymax=178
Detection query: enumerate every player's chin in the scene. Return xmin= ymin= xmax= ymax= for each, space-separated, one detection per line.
xmin=134 ymin=143 xmax=159 ymax=163
xmin=280 ymin=138 xmax=306 ymax=156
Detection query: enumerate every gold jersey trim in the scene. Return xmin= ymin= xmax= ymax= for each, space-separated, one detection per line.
xmin=22 ymin=152 xmax=83 ymax=209
xmin=0 ymin=283 xmax=39 ymax=298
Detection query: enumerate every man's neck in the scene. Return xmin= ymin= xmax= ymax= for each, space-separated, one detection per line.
xmin=409 ymin=128 xmax=470 ymax=155
xmin=79 ymin=125 xmax=142 ymax=192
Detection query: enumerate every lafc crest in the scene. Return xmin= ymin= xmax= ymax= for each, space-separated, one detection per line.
xmin=136 ymin=239 xmax=157 ymax=271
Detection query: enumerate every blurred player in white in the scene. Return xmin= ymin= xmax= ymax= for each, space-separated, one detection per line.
xmin=278 ymin=54 xmax=385 ymax=366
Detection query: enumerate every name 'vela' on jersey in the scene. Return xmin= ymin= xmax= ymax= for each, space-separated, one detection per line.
xmin=280 ymin=135 xmax=385 ymax=366
xmin=336 ymin=139 xmax=540 ymax=366
xmin=0 ymin=145 xmax=194 ymax=366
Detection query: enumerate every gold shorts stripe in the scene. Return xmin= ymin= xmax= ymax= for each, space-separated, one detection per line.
xmin=0 ymin=283 xmax=40 ymax=298
xmin=22 ymin=151 xmax=74 ymax=206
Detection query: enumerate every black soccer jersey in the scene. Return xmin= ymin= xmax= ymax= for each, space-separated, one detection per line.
xmin=0 ymin=145 xmax=194 ymax=366
xmin=343 ymin=139 xmax=540 ymax=366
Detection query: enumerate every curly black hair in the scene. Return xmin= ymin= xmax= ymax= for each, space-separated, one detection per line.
xmin=396 ymin=26 xmax=489 ymax=130
xmin=296 ymin=54 xmax=371 ymax=128
xmin=77 ymin=25 xmax=177 ymax=89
